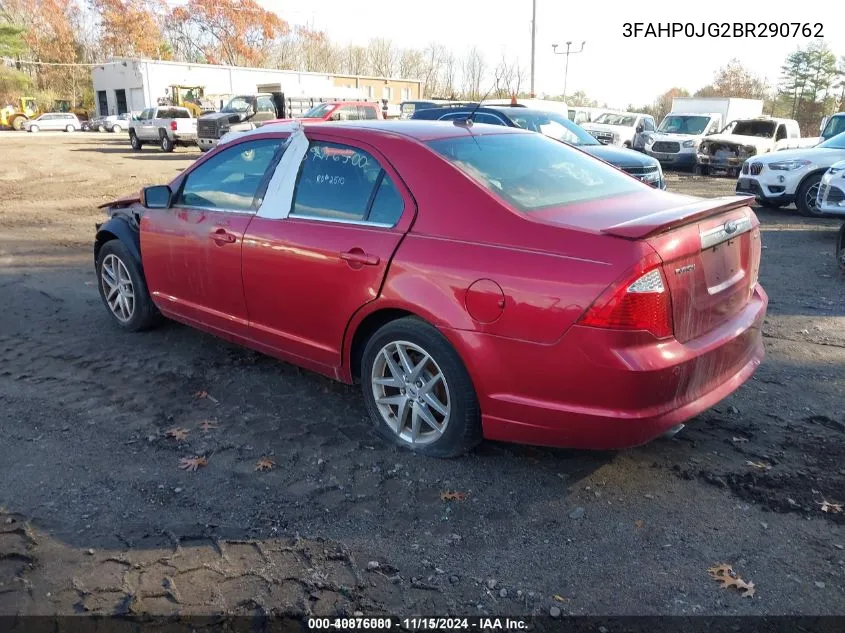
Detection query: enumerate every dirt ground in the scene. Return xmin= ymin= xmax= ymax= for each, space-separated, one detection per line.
xmin=0 ymin=131 xmax=843 ymax=618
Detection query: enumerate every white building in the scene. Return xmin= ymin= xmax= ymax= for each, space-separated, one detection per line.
xmin=91 ymin=58 xmax=422 ymax=116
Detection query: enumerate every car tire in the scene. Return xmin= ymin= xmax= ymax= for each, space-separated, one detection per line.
xmin=160 ymin=133 xmax=175 ymax=153
xmin=757 ymin=198 xmax=786 ymax=209
xmin=95 ymin=240 xmax=160 ymax=332
xmin=112 ymin=124 xmax=122 ymax=133
xmin=695 ymin=165 xmax=709 ymax=176
xmin=796 ymin=173 xmax=824 ymax=217
xmin=98 ymin=124 xmax=106 ymax=133
xmin=360 ymin=317 xmax=482 ymax=458
xmin=130 ymin=132 xmax=142 ymax=151
xmin=65 ymin=124 xmax=75 ymax=132
xmin=29 ymin=124 xmax=39 ymax=133
xmin=837 ymin=224 xmax=845 ymax=273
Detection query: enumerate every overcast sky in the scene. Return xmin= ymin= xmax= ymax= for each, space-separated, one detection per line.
xmin=263 ymin=0 xmax=844 ymax=108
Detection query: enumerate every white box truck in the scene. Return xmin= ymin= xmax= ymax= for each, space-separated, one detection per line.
xmin=645 ymin=97 xmax=763 ymax=168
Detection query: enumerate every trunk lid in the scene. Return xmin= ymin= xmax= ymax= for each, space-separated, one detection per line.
xmin=621 ymin=197 xmax=761 ymax=343
xmin=531 ymin=191 xmax=761 ymax=342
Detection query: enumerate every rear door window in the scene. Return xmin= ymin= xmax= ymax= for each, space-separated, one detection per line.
xmin=290 ymin=141 xmax=403 ymax=225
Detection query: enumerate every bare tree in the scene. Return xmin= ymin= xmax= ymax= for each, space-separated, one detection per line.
xmin=343 ymin=44 xmax=369 ymax=76
xmin=368 ymin=37 xmax=398 ymax=78
xmin=398 ymin=48 xmax=424 ymax=81
xmin=461 ymin=47 xmax=487 ymax=100
xmin=492 ymin=53 xmax=525 ymax=99
xmin=440 ymin=50 xmax=457 ymax=98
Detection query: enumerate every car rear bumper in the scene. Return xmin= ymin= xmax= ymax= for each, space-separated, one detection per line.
xmin=445 ymin=284 xmax=768 ymax=450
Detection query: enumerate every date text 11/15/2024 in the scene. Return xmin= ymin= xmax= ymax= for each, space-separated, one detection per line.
xmin=307 ymin=617 xmax=529 ymax=630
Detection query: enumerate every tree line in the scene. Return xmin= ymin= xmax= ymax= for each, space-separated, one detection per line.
xmin=0 ymin=0 xmax=527 ymax=109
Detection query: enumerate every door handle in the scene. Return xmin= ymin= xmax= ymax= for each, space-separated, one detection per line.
xmin=210 ymin=229 xmax=237 ymax=244
xmin=340 ymin=249 xmax=380 ymax=266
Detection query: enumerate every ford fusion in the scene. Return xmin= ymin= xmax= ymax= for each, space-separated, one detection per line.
xmin=94 ymin=121 xmax=767 ymax=457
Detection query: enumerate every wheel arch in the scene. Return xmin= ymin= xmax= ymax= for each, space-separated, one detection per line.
xmin=796 ymin=168 xmax=828 ymax=192
xmin=94 ymin=216 xmax=142 ymax=268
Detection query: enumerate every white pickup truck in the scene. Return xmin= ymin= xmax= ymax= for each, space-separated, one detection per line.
xmin=696 ymin=117 xmax=819 ymax=176
xmin=129 ymin=106 xmax=197 ymax=152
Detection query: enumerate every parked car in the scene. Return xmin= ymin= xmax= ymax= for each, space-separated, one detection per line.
xmin=399 ymin=100 xmax=476 ymax=119
xmin=129 ymin=106 xmax=197 ymax=152
xmin=94 ymin=120 xmax=766 ymax=456
xmin=23 ymin=112 xmax=80 ymax=133
xmin=411 ymin=105 xmax=665 ymax=188
xmin=698 ymin=117 xmax=819 ymax=177
xmin=581 ymin=111 xmax=656 ymax=150
xmin=819 ymin=113 xmax=845 ymax=142
xmin=736 ymin=131 xmax=845 ymax=216
xmin=104 ymin=113 xmax=131 ymax=133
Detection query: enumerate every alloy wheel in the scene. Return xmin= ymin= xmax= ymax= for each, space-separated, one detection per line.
xmin=805 ymin=182 xmax=820 ymax=212
xmin=371 ymin=340 xmax=451 ymax=445
xmin=100 ymin=254 xmax=135 ymax=323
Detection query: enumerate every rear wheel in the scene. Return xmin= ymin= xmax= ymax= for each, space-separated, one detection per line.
xmin=98 ymin=124 xmax=106 ymax=133
xmin=65 ymin=124 xmax=75 ymax=133
xmin=11 ymin=115 xmax=25 ymax=131
xmin=837 ymin=224 xmax=845 ymax=273
xmin=160 ymin=133 xmax=175 ymax=153
xmin=695 ymin=165 xmax=710 ymax=177
xmin=130 ymin=132 xmax=142 ymax=151
xmin=796 ymin=173 xmax=823 ymax=217
xmin=361 ymin=317 xmax=482 ymax=458
xmin=96 ymin=240 xmax=160 ymax=332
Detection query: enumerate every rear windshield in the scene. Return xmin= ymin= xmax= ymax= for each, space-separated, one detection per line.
xmin=427 ymin=133 xmax=644 ymax=211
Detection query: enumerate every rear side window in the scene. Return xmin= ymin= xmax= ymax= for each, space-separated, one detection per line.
xmin=427 ymin=133 xmax=644 ymax=211
xmin=177 ymin=139 xmax=282 ymax=211
xmin=291 ymin=141 xmax=403 ymax=225
xmin=172 ymin=109 xmax=190 ymax=119
xmin=359 ymin=105 xmax=378 ymax=120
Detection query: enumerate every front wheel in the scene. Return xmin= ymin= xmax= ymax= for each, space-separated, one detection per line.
xmin=361 ymin=317 xmax=482 ymax=458
xmin=65 ymin=124 xmax=75 ymax=133
xmin=98 ymin=124 xmax=106 ymax=133
xmin=129 ymin=132 xmax=142 ymax=151
xmin=796 ymin=173 xmax=823 ymax=217
xmin=695 ymin=164 xmax=710 ymax=177
xmin=28 ymin=125 xmax=39 ymax=133
xmin=112 ymin=124 xmax=122 ymax=133
xmin=96 ymin=240 xmax=160 ymax=332
xmin=757 ymin=198 xmax=786 ymax=209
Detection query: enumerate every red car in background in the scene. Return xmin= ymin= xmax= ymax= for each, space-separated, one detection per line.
xmin=93 ymin=120 xmax=767 ymax=457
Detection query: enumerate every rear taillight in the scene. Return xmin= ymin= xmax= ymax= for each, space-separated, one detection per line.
xmin=170 ymin=121 xmax=177 ymax=131
xmin=578 ymin=256 xmax=674 ymax=339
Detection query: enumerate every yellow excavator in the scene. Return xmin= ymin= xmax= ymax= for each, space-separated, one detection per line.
xmin=1 ymin=97 xmax=37 ymax=130
xmin=167 ymin=85 xmax=206 ymax=117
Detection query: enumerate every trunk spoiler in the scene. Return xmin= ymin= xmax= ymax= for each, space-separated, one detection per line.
xmin=602 ymin=195 xmax=755 ymax=240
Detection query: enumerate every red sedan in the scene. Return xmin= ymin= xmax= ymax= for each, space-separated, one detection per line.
xmin=94 ymin=120 xmax=767 ymax=457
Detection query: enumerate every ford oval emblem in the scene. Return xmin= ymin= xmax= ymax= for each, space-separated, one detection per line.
xmin=724 ymin=220 xmax=739 ymax=235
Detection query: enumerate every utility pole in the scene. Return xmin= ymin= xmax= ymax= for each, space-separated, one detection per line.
xmin=552 ymin=40 xmax=586 ymax=101
xmin=529 ymin=0 xmax=536 ymax=97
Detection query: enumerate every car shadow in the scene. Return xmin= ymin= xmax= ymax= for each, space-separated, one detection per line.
xmin=71 ymin=146 xmax=198 ymax=160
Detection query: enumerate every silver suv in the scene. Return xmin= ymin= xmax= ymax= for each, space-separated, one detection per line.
xmin=23 ymin=112 xmax=81 ymax=133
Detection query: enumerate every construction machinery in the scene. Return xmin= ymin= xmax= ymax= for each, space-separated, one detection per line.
xmin=165 ymin=85 xmax=209 ymax=117
xmin=0 ymin=97 xmax=37 ymax=130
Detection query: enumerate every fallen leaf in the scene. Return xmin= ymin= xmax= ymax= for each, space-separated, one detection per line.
xmin=179 ymin=456 xmax=208 ymax=471
xmin=818 ymin=500 xmax=843 ymax=514
xmin=731 ymin=437 xmax=749 ymax=443
xmin=193 ymin=391 xmax=219 ymax=404
xmin=553 ymin=594 xmax=569 ymax=603
xmin=440 ymin=491 xmax=469 ymax=502
xmin=165 ymin=427 xmax=189 ymax=441
xmin=708 ymin=563 xmax=755 ymax=598
xmin=634 ymin=520 xmax=644 ymax=529
xmin=746 ymin=461 xmax=772 ymax=471
xmin=199 ymin=420 xmax=218 ymax=432
xmin=255 ymin=457 xmax=276 ymax=472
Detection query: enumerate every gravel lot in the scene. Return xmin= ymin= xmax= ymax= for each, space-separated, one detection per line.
xmin=0 ymin=131 xmax=843 ymax=618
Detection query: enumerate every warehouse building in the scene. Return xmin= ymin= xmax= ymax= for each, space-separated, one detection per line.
xmin=91 ymin=58 xmax=422 ymax=116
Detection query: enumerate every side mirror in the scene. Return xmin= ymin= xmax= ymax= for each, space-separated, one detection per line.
xmin=636 ymin=124 xmax=644 ymax=133
xmin=142 ymin=185 xmax=172 ymax=209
